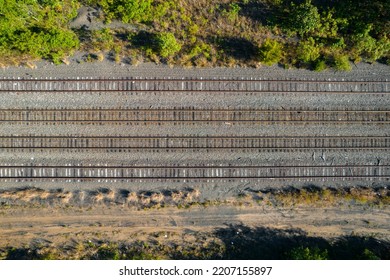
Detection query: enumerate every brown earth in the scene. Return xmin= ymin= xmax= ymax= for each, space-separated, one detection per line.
xmin=1 ymin=191 xmax=389 ymax=251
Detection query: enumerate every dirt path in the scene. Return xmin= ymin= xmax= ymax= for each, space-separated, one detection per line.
xmin=1 ymin=204 xmax=389 ymax=248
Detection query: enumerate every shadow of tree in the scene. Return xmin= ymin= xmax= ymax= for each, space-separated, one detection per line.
xmin=214 ymin=224 xmax=390 ymax=259
xmin=215 ymin=37 xmax=258 ymax=61
xmin=238 ymin=0 xmax=283 ymax=26
xmin=129 ymin=30 xmax=156 ymax=49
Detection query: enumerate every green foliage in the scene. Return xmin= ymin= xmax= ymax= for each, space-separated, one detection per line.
xmin=258 ymin=39 xmax=283 ymax=66
xmin=91 ymin=28 xmax=115 ymax=51
xmin=189 ymin=42 xmax=212 ymax=60
xmin=288 ymin=246 xmax=328 ymax=260
xmin=154 ymin=32 xmax=181 ymax=58
xmin=297 ymin=37 xmax=320 ymax=63
xmin=315 ymin=11 xmax=342 ymax=38
xmin=0 ymin=0 xmax=79 ymax=64
xmin=222 ymin=3 xmax=241 ymax=22
xmin=88 ymin=0 xmax=153 ymax=23
xmin=313 ymin=59 xmax=327 ymax=72
xmin=333 ymin=54 xmax=351 ymax=71
xmin=95 ymin=244 xmax=121 ymax=260
xmin=288 ymin=0 xmax=321 ymax=36
xmin=0 ymin=0 xmax=389 ymax=69
xmin=352 ymin=25 xmax=390 ymax=62
xmin=361 ymin=249 xmax=380 ymax=260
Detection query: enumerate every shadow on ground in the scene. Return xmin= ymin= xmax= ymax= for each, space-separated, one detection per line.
xmin=215 ymin=224 xmax=390 ymax=260
xmin=215 ymin=37 xmax=258 ymax=61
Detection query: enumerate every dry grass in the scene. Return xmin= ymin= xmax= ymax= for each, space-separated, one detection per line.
xmin=93 ymin=192 xmax=105 ymax=203
xmin=171 ymin=191 xmax=184 ymax=203
xmin=257 ymin=186 xmax=390 ymax=208
xmin=57 ymin=191 xmax=73 ymax=204
xmin=96 ymin=52 xmax=105 ymax=62
xmin=105 ymin=189 xmax=116 ymax=201
xmin=1 ymin=186 xmax=388 ymax=209
xmin=126 ymin=192 xmax=139 ymax=204
xmin=150 ymin=193 xmax=164 ymax=203
xmin=140 ymin=196 xmax=151 ymax=207
xmin=0 ymin=188 xmax=48 ymax=202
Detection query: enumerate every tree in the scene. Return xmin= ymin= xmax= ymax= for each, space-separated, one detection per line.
xmin=288 ymin=0 xmax=321 ymax=36
xmin=89 ymin=0 xmax=153 ymax=23
xmin=352 ymin=25 xmax=390 ymax=62
xmin=258 ymin=39 xmax=283 ymax=66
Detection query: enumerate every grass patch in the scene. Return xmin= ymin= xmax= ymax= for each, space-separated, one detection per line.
xmin=1 ymin=185 xmax=388 ymax=210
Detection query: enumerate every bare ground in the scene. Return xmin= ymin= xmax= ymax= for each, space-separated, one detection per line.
xmin=0 ymin=187 xmax=389 ymax=255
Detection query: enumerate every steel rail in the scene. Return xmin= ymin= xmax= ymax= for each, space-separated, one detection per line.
xmin=0 ymin=77 xmax=388 ymax=83
xmin=0 ymin=109 xmax=388 ymax=124
xmin=0 ymin=165 xmax=388 ymax=180
xmin=0 ymin=77 xmax=388 ymax=93
xmin=0 ymin=136 xmax=389 ymax=150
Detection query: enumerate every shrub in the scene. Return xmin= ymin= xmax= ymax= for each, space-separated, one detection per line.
xmin=0 ymin=0 xmax=79 ymax=64
xmin=154 ymin=32 xmax=181 ymax=58
xmin=333 ymin=54 xmax=351 ymax=71
xmin=288 ymin=0 xmax=321 ymax=36
xmin=88 ymin=0 xmax=153 ymax=23
xmin=91 ymin=28 xmax=115 ymax=51
xmin=222 ymin=3 xmax=241 ymax=22
xmin=354 ymin=35 xmax=390 ymax=62
xmin=314 ymin=59 xmax=327 ymax=72
xmin=297 ymin=37 xmax=320 ymax=63
xmin=288 ymin=246 xmax=328 ymax=260
xmin=258 ymin=39 xmax=283 ymax=66
xmin=95 ymin=244 xmax=121 ymax=260
xmin=361 ymin=249 xmax=380 ymax=260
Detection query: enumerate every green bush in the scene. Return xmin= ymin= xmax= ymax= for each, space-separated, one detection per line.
xmin=222 ymin=3 xmax=241 ymax=22
xmin=333 ymin=54 xmax=351 ymax=71
xmin=288 ymin=0 xmax=321 ymax=36
xmin=361 ymin=249 xmax=380 ymax=260
xmin=313 ymin=59 xmax=327 ymax=72
xmin=87 ymin=0 xmax=153 ymax=23
xmin=91 ymin=28 xmax=115 ymax=51
xmin=288 ymin=246 xmax=328 ymax=260
xmin=353 ymin=30 xmax=390 ymax=62
xmin=95 ymin=244 xmax=121 ymax=260
xmin=297 ymin=37 xmax=320 ymax=63
xmin=0 ymin=0 xmax=79 ymax=64
xmin=258 ymin=39 xmax=283 ymax=66
xmin=154 ymin=32 xmax=181 ymax=58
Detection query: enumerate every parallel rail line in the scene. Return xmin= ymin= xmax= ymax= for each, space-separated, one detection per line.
xmin=1 ymin=78 xmax=389 ymax=183
xmin=0 ymin=78 xmax=389 ymax=93
xmin=0 ymin=136 xmax=389 ymax=151
xmin=0 ymin=108 xmax=389 ymax=124
xmin=0 ymin=165 xmax=388 ymax=181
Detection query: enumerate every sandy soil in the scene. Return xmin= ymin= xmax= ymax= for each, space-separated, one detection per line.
xmin=1 ymin=203 xmax=389 ymax=249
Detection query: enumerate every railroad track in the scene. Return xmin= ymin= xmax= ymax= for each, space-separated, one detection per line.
xmin=0 ymin=77 xmax=389 ymax=184
xmin=0 ymin=108 xmax=389 ymax=124
xmin=0 ymin=77 xmax=389 ymax=93
xmin=1 ymin=136 xmax=389 ymax=152
xmin=0 ymin=165 xmax=388 ymax=181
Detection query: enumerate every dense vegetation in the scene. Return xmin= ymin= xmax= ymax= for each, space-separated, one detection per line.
xmin=0 ymin=0 xmax=80 ymax=65
xmin=0 ymin=0 xmax=389 ymax=69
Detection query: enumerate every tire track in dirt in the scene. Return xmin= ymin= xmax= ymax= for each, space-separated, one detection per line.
xmin=1 ymin=205 xmax=389 ymax=247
